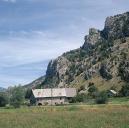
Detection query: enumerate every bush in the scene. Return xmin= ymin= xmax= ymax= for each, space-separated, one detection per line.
xmin=5 ymin=105 xmax=14 ymax=109
xmin=10 ymin=86 xmax=25 ymax=108
xmin=119 ymin=84 xmax=129 ymax=97
xmin=25 ymin=88 xmax=32 ymax=99
xmin=88 ymin=83 xmax=98 ymax=98
xmin=78 ymin=85 xmax=85 ymax=92
xmin=99 ymin=65 xmax=112 ymax=80
xmin=30 ymin=95 xmax=36 ymax=105
xmin=95 ymin=91 xmax=108 ymax=104
xmin=0 ymin=92 xmax=8 ymax=107
xmin=70 ymin=93 xmax=87 ymax=103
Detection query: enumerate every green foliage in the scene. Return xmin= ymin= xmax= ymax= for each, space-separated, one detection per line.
xmin=95 ymin=39 xmax=113 ymax=61
xmin=99 ymin=64 xmax=112 ymax=80
xmin=95 ymin=91 xmax=108 ymax=104
xmin=10 ymin=86 xmax=25 ymax=108
xmin=88 ymin=86 xmax=97 ymax=93
xmin=67 ymin=74 xmax=74 ymax=83
xmin=119 ymin=84 xmax=129 ymax=97
xmin=64 ymin=48 xmax=89 ymax=62
xmin=0 ymin=92 xmax=8 ymax=107
xmin=88 ymin=83 xmax=98 ymax=98
xmin=65 ymin=49 xmax=81 ymax=62
xmin=70 ymin=93 xmax=87 ymax=103
xmin=25 ymin=88 xmax=32 ymax=99
xmin=92 ymin=59 xmax=97 ymax=65
xmin=78 ymin=85 xmax=85 ymax=92
xmin=80 ymin=49 xmax=87 ymax=58
xmin=84 ymin=72 xmax=92 ymax=80
xmin=69 ymin=64 xmax=76 ymax=73
xmin=30 ymin=94 xmax=36 ymax=105
xmin=118 ymin=61 xmax=129 ymax=82
xmin=88 ymin=83 xmax=97 ymax=92
xmin=122 ymin=16 xmax=129 ymax=37
xmin=120 ymin=51 xmax=127 ymax=59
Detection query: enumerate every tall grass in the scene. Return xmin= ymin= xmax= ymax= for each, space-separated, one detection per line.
xmin=0 ymin=104 xmax=129 ymax=128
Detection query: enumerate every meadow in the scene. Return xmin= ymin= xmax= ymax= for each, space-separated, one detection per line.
xmin=0 ymin=97 xmax=129 ymax=128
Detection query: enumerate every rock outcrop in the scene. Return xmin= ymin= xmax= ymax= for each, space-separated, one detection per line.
xmin=83 ymin=28 xmax=102 ymax=49
xmin=27 ymin=12 xmax=129 ymax=91
xmin=102 ymin=12 xmax=129 ymax=40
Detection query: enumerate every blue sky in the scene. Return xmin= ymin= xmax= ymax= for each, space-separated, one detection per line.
xmin=0 ymin=0 xmax=129 ymax=88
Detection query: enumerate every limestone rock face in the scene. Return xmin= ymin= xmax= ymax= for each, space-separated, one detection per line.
xmin=41 ymin=12 xmax=129 ymax=89
xmin=45 ymin=56 xmax=70 ymax=87
xmin=86 ymin=28 xmax=101 ymax=45
xmin=82 ymin=28 xmax=101 ymax=49
xmin=102 ymin=12 xmax=129 ymax=40
xmin=27 ymin=12 xmax=129 ymax=91
xmin=46 ymin=56 xmax=70 ymax=78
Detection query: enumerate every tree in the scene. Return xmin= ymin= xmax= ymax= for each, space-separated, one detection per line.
xmin=0 ymin=92 xmax=8 ymax=107
xmin=88 ymin=83 xmax=98 ymax=98
xmin=30 ymin=94 xmax=36 ymax=105
xmin=78 ymin=85 xmax=85 ymax=92
xmin=10 ymin=86 xmax=25 ymax=108
xmin=119 ymin=84 xmax=129 ymax=97
xmin=70 ymin=93 xmax=87 ymax=103
xmin=95 ymin=91 xmax=108 ymax=104
xmin=25 ymin=88 xmax=32 ymax=99
xmin=24 ymin=88 xmax=36 ymax=105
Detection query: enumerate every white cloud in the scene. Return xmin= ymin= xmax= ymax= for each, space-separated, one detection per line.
xmin=1 ymin=0 xmax=16 ymax=3
xmin=0 ymin=0 xmax=129 ymax=87
xmin=0 ymin=74 xmax=34 ymax=88
xmin=0 ymin=30 xmax=83 ymax=87
xmin=0 ymin=30 xmax=83 ymax=68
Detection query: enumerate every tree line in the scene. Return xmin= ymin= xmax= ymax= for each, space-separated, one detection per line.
xmin=0 ymin=85 xmax=31 ymax=108
xmin=0 ymin=83 xmax=129 ymax=108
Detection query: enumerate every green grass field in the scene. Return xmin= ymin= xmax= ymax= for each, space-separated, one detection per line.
xmin=0 ymin=98 xmax=129 ymax=128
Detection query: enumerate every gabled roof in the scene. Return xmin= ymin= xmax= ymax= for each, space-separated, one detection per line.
xmin=110 ymin=90 xmax=117 ymax=94
xmin=32 ymin=88 xmax=76 ymax=98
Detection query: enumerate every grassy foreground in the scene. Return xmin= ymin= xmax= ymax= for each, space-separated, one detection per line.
xmin=0 ymin=103 xmax=129 ymax=128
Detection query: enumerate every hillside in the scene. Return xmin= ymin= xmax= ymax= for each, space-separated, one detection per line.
xmin=28 ymin=12 xmax=129 ymax=91
xmin=24 ymin=76 xmax=45 ymax=88
xmin=0 ymin=87 xmax=6 ymax=92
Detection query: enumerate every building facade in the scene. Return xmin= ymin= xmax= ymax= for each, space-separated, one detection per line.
xmin=32 ymin=88 xmax=76 ymax=105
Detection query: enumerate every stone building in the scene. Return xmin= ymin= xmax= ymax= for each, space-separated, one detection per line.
xmin=32 ymin=88 xmax=76 ymax=105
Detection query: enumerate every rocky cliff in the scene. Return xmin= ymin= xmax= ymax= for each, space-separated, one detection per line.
xmin=29 ymin=12 xmax=129 ymax=91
